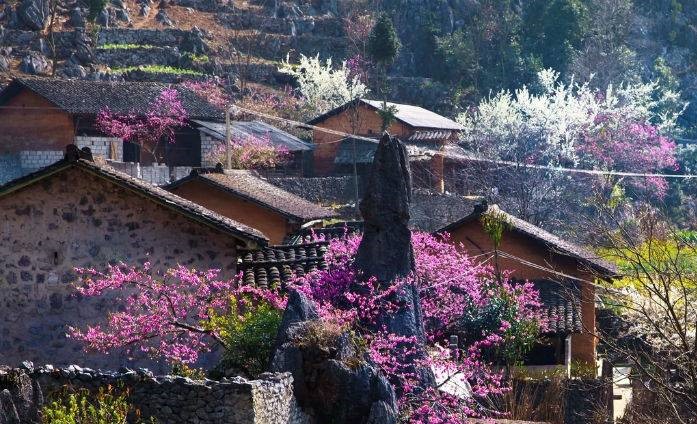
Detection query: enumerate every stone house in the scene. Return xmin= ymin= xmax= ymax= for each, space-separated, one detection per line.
xmin=439 ymin=202 xmax=617 ymax=370
xmin=0 ymin=77 xmax=223 ymax=183
xmin=166 ymin=166 xmax=337 ymax=244
xmin=0 ymin=146 xmax=267 ymax=369
xmin=306 ymin=99 xmax=463 ymax=190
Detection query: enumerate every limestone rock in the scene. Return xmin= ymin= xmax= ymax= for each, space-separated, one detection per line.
xmin=19 ymin=53 xmax=49 ymax=74
xmin=155 ymin=9 xmax=172 ymax=26
xmin=139 ymin=3 xmax=150 ymax=16
xmin=17 ymin=0 xmax=48 ymax=30
xmin=181 ymin=26 xmax=207 ymax=54
xmin=115 ymin=7 xmax=129 ymax=23
xmin=68 ymin=7 xmax=85 ymax=27
xmin=0 ymin=48 xmax=11 ymax=72
xmin=354 ymin=133 xmax=434 ymax=392
xmin=96 ymin=8 xmax=108 ymax=27
xmin=270 ymin=290 xmax=398 ymax=424
xmin=0 ymin=389 xmax=19 ymax=424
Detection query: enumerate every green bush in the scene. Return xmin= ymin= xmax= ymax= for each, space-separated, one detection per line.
xmin=40 ymin=386 xmax=154 ymax=424
xmin=211 ymin=297 xmax=282 ymax=378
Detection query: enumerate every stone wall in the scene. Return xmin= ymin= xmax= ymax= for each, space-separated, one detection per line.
xmin=0 ymin=365 xmax=308 ymax=424
xmin=200 ymin=131 xmax=219 ymax=167
xmin=97 ymin=29 xmax=192 ymax=47
xmin=0 ymin=166 xmax=242 ymax=369
xmin=95 ymin=46 xmax=183 ymax=68
xmin=268 ymin=176 xmax=360 ymax=206
xmin=74 ymin=136 xmax=123 ymax=161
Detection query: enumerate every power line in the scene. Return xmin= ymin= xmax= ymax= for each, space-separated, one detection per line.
xmin=230 ymin=104 xmax=697 ymax=180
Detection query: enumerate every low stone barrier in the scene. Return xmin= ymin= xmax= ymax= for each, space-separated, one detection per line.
xmin=0 ymin=364 xmax=307 ymax=424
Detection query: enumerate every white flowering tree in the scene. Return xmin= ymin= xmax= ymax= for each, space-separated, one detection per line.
xmin=278 ymin=53 xmax=369 ymax=114
xmin=455 ymin=69 xmax=685 ymax=230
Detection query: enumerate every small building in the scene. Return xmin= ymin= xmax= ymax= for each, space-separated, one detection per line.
xmin=0 ymin=77 xmax=222 ymax=183
xmin=166 ymin=167 xmax=338 ymax=244
xmin=306 ymin=99 xmax=463 ymax=188
xmin=439 ymin=203 xmax=617 ymax=369
xmin=0 ymin=146 xmax=266 ymax=369
xmin=194 ymin=120 xmax=314 ymax=176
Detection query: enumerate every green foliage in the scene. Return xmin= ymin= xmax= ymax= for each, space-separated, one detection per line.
xmin=40 ymin=386 xmax=153 ymax=424
xmin=366 ymin=14 xmax=400 ymax=66
xmin=481 ymin=209 xmax=511 ymax=250
xmin=171 ymin=363 xmax=207 ymax=380
xmin=111 ymin=65 xmax=204 ymax=76
xmin=376 ymin=102 xmax=398 ymax=131
xmin=185 ymin=53 xmax=210 ymax=64
xmin=210 ymin=297 xmax=282 ymax=378
xmin=98 ymin=44 xmax=156 ymax=50
xmin=87 ymin=0 xmax=108 ymax=21
xmin=522 ymin=0 xmax=588 ymax=74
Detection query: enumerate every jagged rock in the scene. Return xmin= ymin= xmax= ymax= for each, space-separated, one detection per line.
xmin=68 ymin=7 xmax=85 ymax=27
xmin=115 ymin=7 xmax=129 ymax=23
xmin=6 ymin=8 xmax=20 ymax=29
xmin=181 ymin=26 xmax=207 ymax=54
xmin=0 ymin=389 xmax=19 ymax=424
xmin=19 ymin=53 xmax=49 ymax=74
xmin=96 ymin=8 xmax=108 ymax=27
xmin=17 ymin=0 xmax=48 ymax=30
xmin=0 ymin=48 xmax=10 ymax=72
xmin=354 ymin=133 xmax=434 ymax=392
xmin=35 ymin=37 xmax=50 ymax=55
xmin=139 ymin=3 xmax=150 ymax=16
xmin=111 ymin=0 xmax=125 ymax=8
xmin=270 ymin=290 xmax=398 ymax=424
xmin=155 ymin=9 xmax=171 ymax=26
xmin=58 ymin=54 xmax=87 ymax=78
xmin=73 ymin=29 xmax=93 ymax=64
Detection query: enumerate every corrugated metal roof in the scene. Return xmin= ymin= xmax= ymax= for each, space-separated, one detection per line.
xmin=194 ymin=120 xmax=314 ymax=152
xmin=361 ymin=99 xmax=464 ymax=130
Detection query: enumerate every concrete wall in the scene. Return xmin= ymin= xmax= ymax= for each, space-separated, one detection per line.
xmin=448 ymin=221 xmax=599 ymax=365
xmin=0 ymin=166 xmax=242 ymax=369
xmin=0 ymin=366 xmax=309 ymax=424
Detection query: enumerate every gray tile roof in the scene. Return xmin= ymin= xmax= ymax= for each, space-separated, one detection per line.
xmin=167 ymin=168 xmax=338 ymax=221
xmin=439 ymin=204 xmax=617 ymax=277
xmin=239 ymin=241 xmax=330 ymax=289
xmin=307 ymin=99 xmax=464 ymax=131
xmin=0 ymin=147 xmax=267 ymax=246
xmin=0 ymin=78 xmax=223 ymax=120
xmin=194 ymin=120 xmax=314 ymax=152
xmin=535 ymin=280 xmax=583 ymax=335
xmin=334 ymin=137 xmax=379 ymax=165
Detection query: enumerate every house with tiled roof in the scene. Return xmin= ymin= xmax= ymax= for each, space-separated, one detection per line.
xmin=166 ymin=166 xmax=338 ymax=244
xmin=439 ymin=202 xmax=617 ymax=371
xmin=0 ymin=78 xmax=224 ymax=180
xmin=306 ymin=99 xmax=463 ymax=191
xmin=0 ymin=145 xmax=266 ymax=370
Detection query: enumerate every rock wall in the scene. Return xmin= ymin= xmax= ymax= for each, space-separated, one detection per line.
xmin=0 ymin=166 xmax=241 ymax=369
xmin=0 ymin=365 xmax=308 ymax=424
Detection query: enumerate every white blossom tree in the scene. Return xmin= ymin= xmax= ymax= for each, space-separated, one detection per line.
xmin=278 ymin=53 xmax=369 ymax=114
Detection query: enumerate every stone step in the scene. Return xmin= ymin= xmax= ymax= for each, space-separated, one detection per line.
xmin=96 ymin=46 xmax=183 ymax=67
xmin=217 ymin=12 xmax=344 ymax=37
xmin=231 ymin=32 xmax=348 ymax=62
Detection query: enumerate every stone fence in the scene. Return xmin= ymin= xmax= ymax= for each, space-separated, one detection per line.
xmin=0 ymin=364 xmax=308 ymax=424
xmin=97 ymin=29 xmax=194 ymax=48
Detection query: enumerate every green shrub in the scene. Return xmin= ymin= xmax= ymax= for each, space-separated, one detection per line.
xmin=40 ymin=386 xmax=155 ymax=424
xmin=209 ymin=297 xmax=282 ymax=378
xmin=99 ymin=44 xmax=156 ymax=50
xmin=111 ymin=65 xmax=204 ymax=76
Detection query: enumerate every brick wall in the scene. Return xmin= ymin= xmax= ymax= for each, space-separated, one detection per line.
xmin=74 ymin=136 xmax=123 ymax=161
xmin=18 ymin=150 xmax=64 ymax=172
xmin=0 ymin=166 xmax=243 ymax=369
xmin=201 ymin=131 xmax=220 ymax=167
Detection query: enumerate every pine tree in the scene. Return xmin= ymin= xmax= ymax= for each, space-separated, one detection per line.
xmin=367 ymin=14 xmax=401 ymax=66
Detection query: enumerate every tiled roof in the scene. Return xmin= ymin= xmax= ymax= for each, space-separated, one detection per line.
xmin=307 ymin=99 xmax=464 ymax=131
xmin=193 ymin=120 xmax=314 ymax=152
xmin=239 ymin=240 xmax=330 ymax=288
xmin=0 ymin=78 xmax=223 ymax=120
xmin=167 ymin=168 xmax=337 ymax=221
xmin=439 ymin=204 xmax=617 ymax=277
xmin=0 ymin=146 xmax=267 ymax=246
xmin=334 ymin=137 xmax=379 ymax=165
xmin=535 ymin=280 xmax=583 ymax=335
xmin=407 ymin=130 xmax=457 ymax=142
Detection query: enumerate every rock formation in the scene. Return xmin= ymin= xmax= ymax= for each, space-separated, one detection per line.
xmin=354 ymin=132 xmax=434 ymax=390
xmin=271 ymin=291 xmax=398 ymax=424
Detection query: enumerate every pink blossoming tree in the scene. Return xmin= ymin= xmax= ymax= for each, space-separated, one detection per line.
xmin=206 ymin=133 xmax=291 ymax=169
xmin=95 ymin=88 xmax=188 ymax=164
xmin=69 ymin=231 xmax=543 ymax=422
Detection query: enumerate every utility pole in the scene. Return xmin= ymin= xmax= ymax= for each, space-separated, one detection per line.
xmin=225 ymin=106 xmax=232 ymax=170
